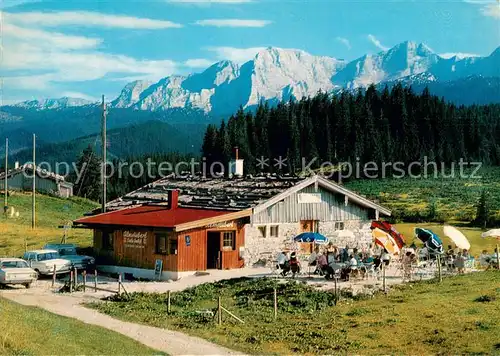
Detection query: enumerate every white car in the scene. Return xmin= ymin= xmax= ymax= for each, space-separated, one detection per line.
xmin=0 ymin=258 xmax=38 ymax=288
xmin=22 ymin=250 xmax=72 ymax=276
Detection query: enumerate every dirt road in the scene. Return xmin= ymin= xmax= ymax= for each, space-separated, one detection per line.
xmin=0 ymin=288 xmax=245 ymax=355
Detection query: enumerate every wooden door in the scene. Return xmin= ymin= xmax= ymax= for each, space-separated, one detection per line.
xmin=300 ymin=220 xmax=319 ymax=232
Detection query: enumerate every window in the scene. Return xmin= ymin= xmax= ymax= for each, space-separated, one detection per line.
xmin=223 ymin=231 xmax=235 ymax=250
xmin=155 ymin=233 xmax=168 ymax=254
xmin=169 ymin=236 xmax=178 ymax=255
xmin=270 ymin=225 xmax=279 ymax=237
xmin=335 ymin=222 xmax=345 ymax=230
xmin=1 ymin=260 xmax=28 ymax=268
xmin=37 ymin=252 xmax=59 ymax=261
xmin=258 ymin=226 xmax=267 ymax=238
xmin=155 ymin=233 xmax=177 ymax=255
xmin=102 ymin=230 xmax=114 ymax=250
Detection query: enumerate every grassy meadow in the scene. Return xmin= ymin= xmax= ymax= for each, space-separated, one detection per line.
xmin=344 ymin=166 xmax=500 ymax=223
xmin=92 ymin=272 xmax=500 ymax=355
xmin=395 ymin=223 xmax=498 ymax=256
xmin=0 ymin=298 xmax=162 ymax=355
xmin=0 ymin=191 xmax=97 ymax=257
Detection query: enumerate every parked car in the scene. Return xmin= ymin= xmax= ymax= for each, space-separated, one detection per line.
xmin=22 ymin=250 xmax=72 ymax=276
xmin=43 ymin=243 xmax=95 ymax=270
xmin=0 ymin=258 xmax=38 ymax=288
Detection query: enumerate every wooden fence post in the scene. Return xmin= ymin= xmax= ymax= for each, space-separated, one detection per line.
xmin=118 ymin=274 xmax=122 ymax=295
xmin=496 ymin=244 xmax=499 ymax=270
xmin=83 ymin=271 xmax=86 ymax=292
xmin=94 ymin=269 xmax=97 ymax=292
xmin=218 ymin=297 xmax=222 ymax=325
xmin=437 ymin=255 xmax=442 ymax=283
xmin=382 ymin=263 xmax=386 ymax=293
xmin=69 ymin=271 xmax=73 ymax=293
xmin=273 ymin=288 xmax=277 ymax=320
xmin=73 ymin=267 xmax=77 ymax=290
xmin=167 ymin=290 xmax=171 ymax=314
xmin=52 ymin=265 xmax=56 ymax=287
xmin=334 ymin=277 xmax=338 ymax=305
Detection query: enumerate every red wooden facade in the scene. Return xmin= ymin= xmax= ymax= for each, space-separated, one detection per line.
xmin=91 ymin=218 xmax=246 ymax=272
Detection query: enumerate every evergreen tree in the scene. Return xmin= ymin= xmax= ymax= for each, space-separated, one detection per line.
xmin=72 ymin=145 xmax=102 ymax=202
xmin=475 ymin=190 xmax=490 ymax=228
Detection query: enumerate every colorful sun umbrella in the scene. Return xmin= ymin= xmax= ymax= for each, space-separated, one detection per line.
xmin=415 ymin=227 xmax=444 ymax=254
xmin=443 ymin=225 xmax=471 ymax=250
xmin=370 ymin=220 xmax=406 ymax=249
xmin=372 ymin=228 xmax=400 ymax=255
xmin=293 ymin=232 xmax=328 ymax=244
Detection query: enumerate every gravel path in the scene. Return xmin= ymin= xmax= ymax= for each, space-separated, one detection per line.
xmin=0 ymin=289 xmax=245 ymax=356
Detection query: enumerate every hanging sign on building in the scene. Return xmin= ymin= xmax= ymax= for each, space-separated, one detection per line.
xmin=185 ymin=235 xmax=191 ymax=246
xmin=206 ymin=221 xmax=234 ymax=229
xmin=123 ymin=231 xmax=147 ymax=249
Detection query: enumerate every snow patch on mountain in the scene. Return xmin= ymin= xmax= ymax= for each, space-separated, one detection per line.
xmin=111 ymin=80 xmax=153 ymax=108
xmin=13 ymin=97 xmax=94 ymax=110
xmin=7 ymin=42 xmax=500 ymax=112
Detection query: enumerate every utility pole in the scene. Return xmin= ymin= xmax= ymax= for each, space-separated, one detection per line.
xmin=4 ymin=138 xmax=8 ymax=213
xmin=101 ymin=95 xmax=107 ymax=214
xmin=32 ymin=134 xmax=36 ymax=230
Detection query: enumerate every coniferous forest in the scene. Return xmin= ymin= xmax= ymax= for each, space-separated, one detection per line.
xmin=201 ymin=84 xmax=500 ymax=174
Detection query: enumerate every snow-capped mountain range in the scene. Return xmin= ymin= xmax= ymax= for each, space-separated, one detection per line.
xmin=10 ymin=41 xmax=500 ymax=113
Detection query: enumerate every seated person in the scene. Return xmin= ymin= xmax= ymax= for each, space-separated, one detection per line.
xmin=315 ymin=252 xmax=328 ymax=274
xmin=419 ymin=245 xmax=429 ymax=260
xmin=289 ymin=252 xmax=301 ymax=275
xmin=479 ymin=250 xmax=490 ymax=268
xmin=277 ymin=251 xmax=290 ymax=275
xmin=363 ymin=254 xmax=374 ymax=264
xmin=308 ymin=250 xmax=318 ymax=267
xmin=349 ymin=254 xmax=358 ymax=270
xmin=454 ymin=252 xmax=466 ymax=274
xmin=381 ymin=250 xmax=391 ymax=266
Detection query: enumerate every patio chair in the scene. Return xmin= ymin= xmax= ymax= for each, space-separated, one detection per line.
xmin=268 ymin=260 xmax=284 ymax=278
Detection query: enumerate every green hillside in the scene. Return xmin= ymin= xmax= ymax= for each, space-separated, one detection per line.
xmin=0 ymin=192 xmax=98 ymax=257
xmin=8 ymin=120 xmax=204 ymax=166
xmin=344 ymin=166 xmax=500 ymax=223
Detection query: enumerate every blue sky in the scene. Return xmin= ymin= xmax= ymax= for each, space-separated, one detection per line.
xmin=1 ymin=0 xmax=499 ymax=104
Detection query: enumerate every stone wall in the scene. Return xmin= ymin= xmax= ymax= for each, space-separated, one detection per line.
xmin=243 ymin=220 xmax=374 ymax=266
xmin=243 ymin=223 xmax=299 ymax=266
xmin=319 ymin=220 xmax=373 ymax=250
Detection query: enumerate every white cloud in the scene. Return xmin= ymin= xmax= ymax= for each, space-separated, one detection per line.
xmin=367 ymin=34 xmax=389 ymax=51
xmin=5 ymin=11 xmax=182 ymax=29
xmin=463 ymin=0 xmax=500 ymax=18
xmin=206 ymin=46 xmax=264 ymax=63
xmin=1 ymin=14 xmax=179 ymax=92
xmin=463 ymin=0 xmax=495 ymax=4
xmin=3 ymin=22 xmax=102 ymax=49
xmin=167 ymin=0 xmax=252 ymax=3
xmin=195 ymin=19 xmax=271 ymax=27
xmin=184 ymin=58 xmax=216 ymax=68
xmin=336 ymin=36 xmax=351 ymax=50
xmin=439 ymin=52 xmax=480 ymax=59
xmin=480 ymin=3 xmax=500 ymax=18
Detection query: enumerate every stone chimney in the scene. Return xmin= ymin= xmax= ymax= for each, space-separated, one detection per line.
xmin=168 ymin=189 xmax=179 ymax=210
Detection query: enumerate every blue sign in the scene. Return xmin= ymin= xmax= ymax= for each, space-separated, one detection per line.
xmin=154 ymin=259 xmax=163 ymax=280
xmin=185 ymin=235 xmax=191 ymax=246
